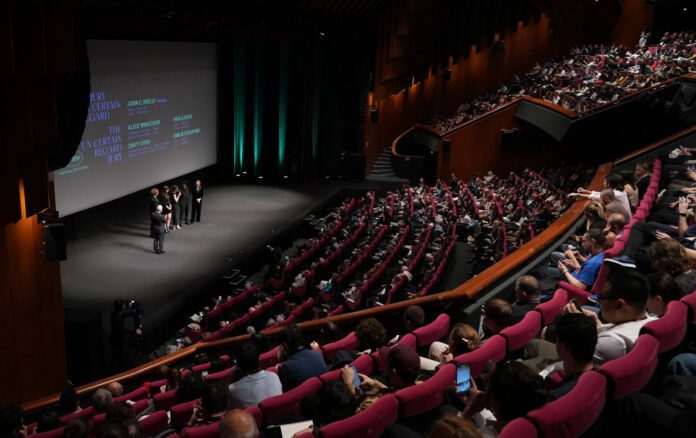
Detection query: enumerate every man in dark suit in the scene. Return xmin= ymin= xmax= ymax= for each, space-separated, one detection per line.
xmin=180 ymin=181 xmax=191 ymax=225
xmin=151 ymin=205 xmax=166 ymax=254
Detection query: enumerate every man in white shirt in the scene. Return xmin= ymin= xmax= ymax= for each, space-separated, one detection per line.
xmin=567 ymin=268 xmax=655 ymax=366
xmin=228 ymin=342 xmax=282 ymax=409
xmin=574 ymin=173 xmax=632 ymax=218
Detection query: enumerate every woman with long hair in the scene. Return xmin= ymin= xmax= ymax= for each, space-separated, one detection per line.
xmin=171 ymin=185 xmax=182 ymax=230
xmin=160 ymin=185 xmax=173 ymax=231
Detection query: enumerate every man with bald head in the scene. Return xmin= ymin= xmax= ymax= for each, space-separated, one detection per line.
xmin=219 ymin=410 xmax=258 ymax=438
xmin=105 ymin=381 xmax=123 ymax=398
xmin=512 ymin=275 xmax=541 ymax=323
xmin=600 ymin=189 xmax=631 ymax=221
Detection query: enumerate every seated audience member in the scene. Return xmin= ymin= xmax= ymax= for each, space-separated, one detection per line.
xmin=567 ymin=269 xmax=656 ymax=365
xmin=604 ymin=212 xmax=627 ymax=248
xmin=355 ymin=318 xmax=388 ymax=354
xmin=106 ymin=402 xmax=133 ymax=422
xmin=219 ymin=409 xmax=259 ymax=438
xmin=310 ymin=322 xmax=343 ymax=351
xmin=634 ymin=161 xmax=651 ymax=204
xmin=580 ymin=201 xmax=607 ymax=233
xmin=429 ymin=323 xmax=480 ymax=363
xmin=277 ymin=324 xmax=327 ymax=391
xmin=64 ymin=418 xmax=89 ymax=438
xmin=92 ymin=388 xmax=113 ymax=414
xmin=36 ymin=411 xmax=61 ymax=433
xmin=556 ymin=228 xmax=606 ymax=290
xmin=160 ymin=367 xmax=182 ymax=393
xmin=187 ymin=382 xmax=228 ymax=427
xmin=59 ymin=388 xmax=81 ymax=416
xmin=427 ymin=415 xmax=482 ymax=438
xmin=576 ymin=173 xmax=632 ymax=216
xmin=646 ymin=272 xmax=686 ymax=316
xmin=303 ymin=381 xmax=359 ymax=430
xmin=481 ymin=298 xmax=514 ymax=337
xmin=546 ymin=313 xmax=597 ymax=400
xmin=228 ymin=343 xmax=282 ymax=409
xmin=403 ymin=305 xmax=426 ymax=333
xmin=98 ymin=421 xmax=128 ymax=438
xmin=122 ymin=420 xmax=142 ymax=438
xmin=600 ymin=189 xmax=631 ymax=221
xmin=462 ymin=361 xmax=547 ymax=435
xmin=175 ymin=373 xmax=206 ymax=404
xmin=105 ymin=382 xmax=123 ymax=398
xmin=511 ymin=275 xmax=542 ymax=323
xmin=667 ymin=353 xmax=696 ymax=377
xmin=649 ymin=239 xmax=696 ymax=293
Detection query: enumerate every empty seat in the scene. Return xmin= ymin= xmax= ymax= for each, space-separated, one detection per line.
xmin=453 ymin=334 xmax=507 ymax=377
xmin=412 ymin=314 xmax=451 ymax=347
xmin=259 ymin=377 xmax=322 ymax=424
xmin=395 ymin=363 xmax=455 ymax=417
xmin=640 ymin=300 xmax=688 ymax=353
xmin=534 ymin=289 xmax=568 ymax=325
xmin=598 ymin=335 xmax=659 ymax=399
xmin=318 ymin=394 xmax=399 ymax=438
xmin=526 ymin=371 xmax=606 ymax=438
xmin=500 ymin=311 xmax=541 ymax=352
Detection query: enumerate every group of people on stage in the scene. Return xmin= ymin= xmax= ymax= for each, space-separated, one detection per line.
xmin=149 ymin=179 xmax=204 ymax=254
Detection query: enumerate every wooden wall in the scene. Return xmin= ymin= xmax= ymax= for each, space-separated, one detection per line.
xmin=364 ymin=12 xmax=585 ymax=170
xmin=610 ymin=0 xmax=655 ymax=48
xmin=0 ymin=0 xmax=75 ymax=405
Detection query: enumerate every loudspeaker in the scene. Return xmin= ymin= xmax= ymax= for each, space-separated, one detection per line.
xmin=43 ymin=223 xmax=67 ymax=261
xmin=370 ymin=107 xmax=378 ymax=123
xmin=442 ymin=139 xmax=451 ymax=154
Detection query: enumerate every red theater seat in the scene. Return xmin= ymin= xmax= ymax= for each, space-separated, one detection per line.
xmin=139 ymin=411 xmax=170 ymax=437
xmin=322 ymin=332 xmax=360 ymax=362
xmin=534 ymin=289 xmax=568 ymax=325
xmin=259 ymin=346 xmax=281 ymax=369
xmin=317 ymin=394 xmax=399 ymax=438
xmin=259 ymin=377 xmax=322 ymax=424
xmin=598 ymin=335 xmax=659 ymax=399
xmin=453 ymin=334 xmax=507 ymax=377
xmin=640 ymin=301 xmax=688 ymax=353
xmin=500 ymin=311 xmax=541 ymax=351
xmin=114 ymin=385 xmax=148 ymax=403
xmin=31 ymin=427 xmax=65 ymax=438
xmin=395 ymin=363 xmax=455 ymax=417
xmin=153 ymin=388 xmax=177 ymax=411
xmin=180 ymin=422 xmax=219 ymax=438
xmin=412 ymin=314 xmax=451 ymax=347
xmin=526 ymin=371 xmax=606 ymax=438
xmin=681 ymin=290 xmax=696 ymax=323
xmin=498 ymin=418 xmax=538 ymax=438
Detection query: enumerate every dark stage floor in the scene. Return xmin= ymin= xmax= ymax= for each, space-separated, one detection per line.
xmin=60 ymin=184 xmax=339 ymax=336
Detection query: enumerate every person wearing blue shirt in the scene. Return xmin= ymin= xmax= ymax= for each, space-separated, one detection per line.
xmin=277 ymin=324 xmax=327 ymax=391
xmin=558 ymin=229 xmax=606 ymax=290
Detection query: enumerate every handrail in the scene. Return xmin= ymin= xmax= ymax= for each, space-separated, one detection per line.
xmin=22 ymin=162 xmax=610 ymax=414
xmin=390 ymin=124 xmax=443 ymax=159
xmin=441 ymin=98 xmax=523 ymax=137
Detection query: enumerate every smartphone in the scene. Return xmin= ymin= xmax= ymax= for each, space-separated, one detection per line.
xmin=201 ymin=370 xmax=209 ymax=377
xmin=456 ymin=363 xmax=471 ymax=394
xmin=350 ymin=365 xmax=361 ymax=388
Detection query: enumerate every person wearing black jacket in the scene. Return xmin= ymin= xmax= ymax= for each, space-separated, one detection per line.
xmin=160 ymin=185 xmax=173 ymax=231
xmin=180 ymin=181 xmax=191 ymax=225
xmin=191 ymin=179 xmax=204 ymax=223
xmin=151 ymin=205 xmax=167 ymax=254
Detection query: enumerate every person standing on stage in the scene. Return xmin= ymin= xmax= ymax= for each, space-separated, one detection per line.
xmin=192 ymin=179 xmax=204 ymax=223
xmin=180 ymin=181 xmax=192 ymax=225
xmin=171 ymin=185 xmax=182 ymax=230
xmin=149 ymin=187 xmax=160 ymax=213
xmin=151 ymin=205 xmax=166 ymax=254
xmin=160 ymin=185 xmax=173 ymax=231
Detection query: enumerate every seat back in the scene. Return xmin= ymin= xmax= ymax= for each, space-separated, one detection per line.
xmin=245 ymin=406 xmax=262 ymax=427
xmin=598 ymin=335 xmax=659 ymax=399
xmin=259 ymin=377 xmax=322 ymax=424
xmin=180 ymin=422 xmax=219 ymax=438
xmin=319 ymin=354 xmax=374 ymax=384
xmin=412 ymin=314 xmax=451 ymax=347
xmin=453 ymin=334 xmax=507 ymax=377
xmin=170 ymin=399 xmax=199 ymax=427
xmin=59 ymin=406 xmax=94 ymax=424
xmin=558 ymin=281 xmax=591 ymax=305
xmin=681 ymin=290 xmax=696 ymax=323
xmin=526 ymin=371 xmax=606 ymax=438
xmin=319 ymin=394 xmax=399 ymax=438
xmin=259 ymin=346 xmax=281 ymax=369
xmin=534 ymin=289 xmax=568 ymax=325
xmin=154 ymin=388 xmax=178 ymax=411
xmin=395 ymin=363 xmax=455 ymax=417
xmin=397 ymin=333 xmax=417 ymax=350
xmin=500 ymin=311 xmax=541 ymax=351
xmin=31 ymin=427 xmax=65 ymax=438
xmin=322 ymin=332 xmax=360 ymax=361
xmin=138 ymin=411 xmax=169 ymax=437
xmin=114 ymin=385 xmax=148 ymax=403
xmin=640 ymin=301 xmax=688 ymax=353
xmin=498 ymin=418 xmax=538 ymax=438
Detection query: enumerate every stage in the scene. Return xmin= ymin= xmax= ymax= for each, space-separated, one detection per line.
xmin=60 ymin=183 xmax=340 ymax=341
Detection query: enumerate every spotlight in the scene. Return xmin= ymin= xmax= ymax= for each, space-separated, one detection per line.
xmin=242 ymin=171 xmax=247 ymax=175
xmin=258 ymin=176 xmax=264 ymax=179
xmin=235 ymin=174 xmax=241 ymax=177
xmin=283 ymin=175 xmax=289 ymax=179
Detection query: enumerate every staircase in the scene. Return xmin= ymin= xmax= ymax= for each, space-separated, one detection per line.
xmin=366 ymin=147 xmax=408 ymax=183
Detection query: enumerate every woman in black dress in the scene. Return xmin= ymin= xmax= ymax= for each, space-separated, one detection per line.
xmin=191 ymin=179 xmax=204 ymax=223
xmin=171 ymin=185 xmax=182 ymax=230
xmin=160 ymin=185 xmax=173 ymax=231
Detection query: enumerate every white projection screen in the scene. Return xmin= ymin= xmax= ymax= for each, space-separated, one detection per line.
xmin=54 ymin=40 xmax=218 ymax=216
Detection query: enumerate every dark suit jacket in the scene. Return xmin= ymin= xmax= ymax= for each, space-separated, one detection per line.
xmin=180 ymin=188 xmax=190 ymax=206
xmin=150 ymin=212 xmax=166 ymax=235
xmin=149 ymin=195 xmax=161 ymax=213
xmin=635 ymin=174 xmax=650 ymax=203
xmin=192 ymin=186 xmax=204 ymax=204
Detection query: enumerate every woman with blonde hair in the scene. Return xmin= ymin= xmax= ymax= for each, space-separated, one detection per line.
xmin=428 ymin=323 xmax=481 ymax=363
